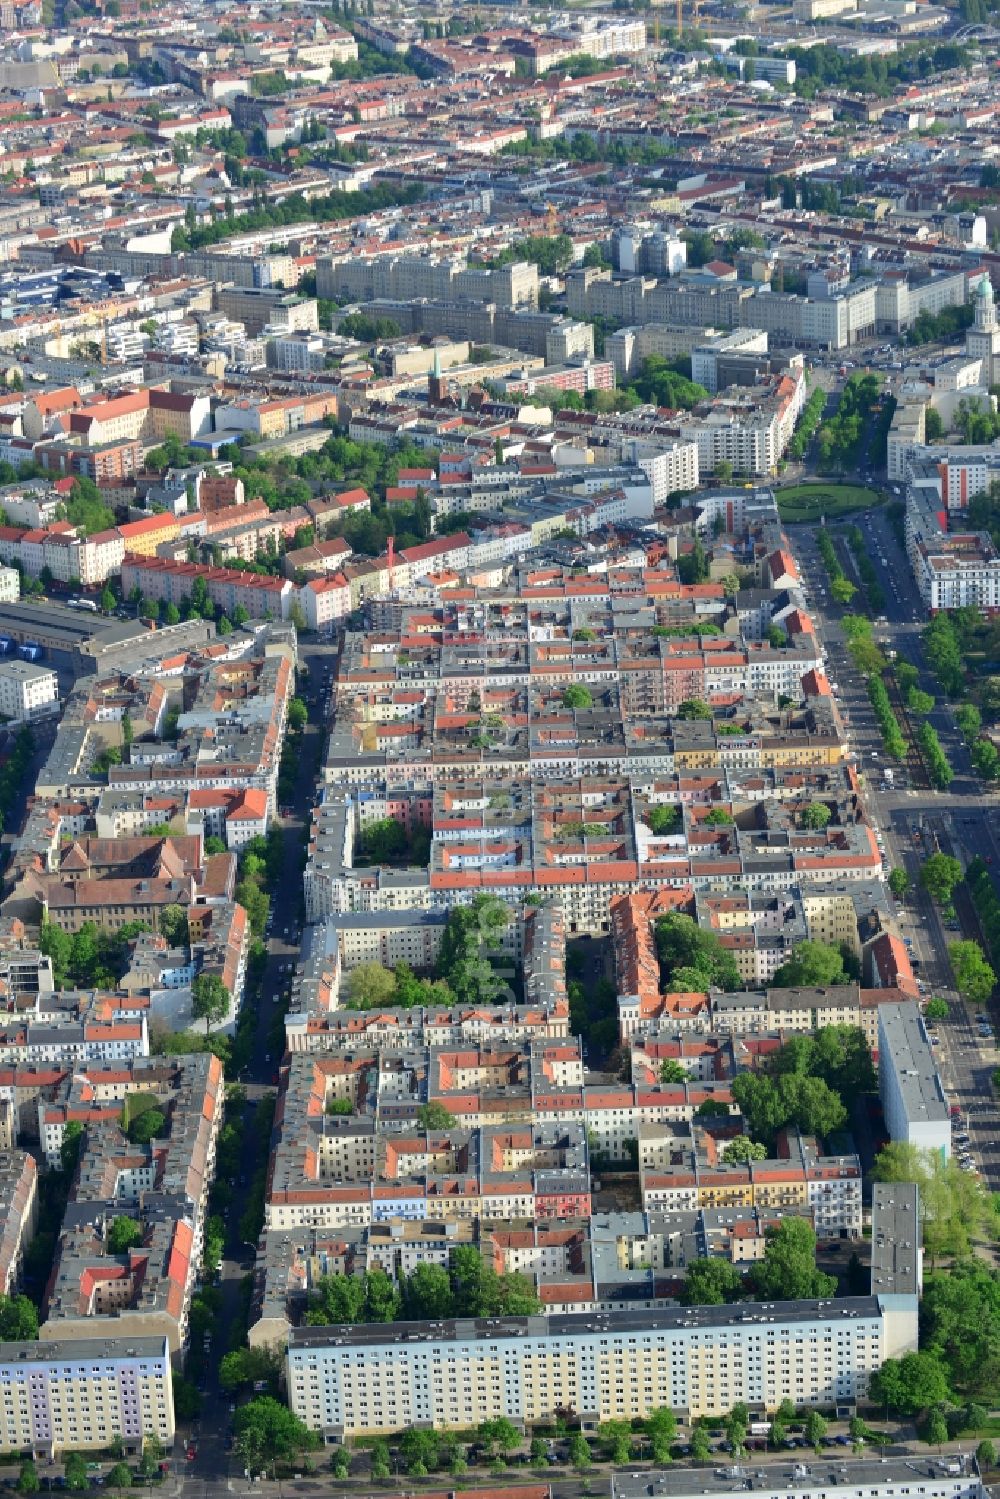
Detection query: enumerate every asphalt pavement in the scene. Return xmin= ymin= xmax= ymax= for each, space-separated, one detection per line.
xmin=182 ymin=637 xmax=339 ymax=1488
xmin=786 ymin=503 xmax=1000 ymax=1191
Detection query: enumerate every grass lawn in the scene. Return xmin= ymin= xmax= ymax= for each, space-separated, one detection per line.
xmin=776 ymin=483 xmax=883 ymax=522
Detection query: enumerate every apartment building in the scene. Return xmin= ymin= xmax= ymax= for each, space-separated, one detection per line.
xmin=40 ymin=1052 xmax=224 ymax=1356
xmin=0 ymin=660 xmax=58 ymax=721
xmin=287 ymin=1296 xmax=898 ymax=1436
xmin=0 ymin=1336 xmax=174 ymax=1457
xmin=0 ymin=1151 xmax=37 ymax=1295
xmin=213 ymin=287 xmax=319 ymax=337
xmin=317 ymin=253 xmax=539 ymax=311
xmin=878 ymin=1002 xmax=951 ymax=1159
xmin=638 ymin=1121 xmax=862 ymax=1235
xmin=121 ymin=555 xmax=293 ymax=622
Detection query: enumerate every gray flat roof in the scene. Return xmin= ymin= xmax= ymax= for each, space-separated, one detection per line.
xmin=288 ymin=1296 xmax=883 ymax=1350
xmin=611 ymin=1456 xmax=977 ymax=1499
xmin=0 ymin=1335 xmax=168 ymax=1362
xmin=879 ymin=1002 xmax=949 ymax=1123
xmin=870 ymin=1182 xmax=921 ymax=1298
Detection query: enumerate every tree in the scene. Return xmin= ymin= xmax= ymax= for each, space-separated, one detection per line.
xmin=644 ymin=1407 xmax=677 ymax=1462
xmin=482 ymin=1417 xmax=520 ymax=1456
xmin=869 ymin=1349 xmax=953 ymax=1415
xmin=569 ymin=1434 xmax=592 ymax=1471
xmin=925 ymin=997 xmax=950 ymax=1021
xmin=751 ymin=1219 xmax=837 ymax=1301
xmin=233 ymin=1397 xmax=318 ymax=1475
xmin=600 ymin=1420 xmax=632 ymax=1465
xmin=647 ymin=805 xmax=681 ymax=835
xmin=363 ymin=1268 xmax=400 ymax=1322
xmin=721 ymin=1136 xmax=767 ymax=1163
xmin=950 ymin=940 xmax=996 ymax=1005
xmin=417 ymin=1101 xmax=456 ymax=1129
xmin=972 ymin=738 xmax=1000 ymax=781
xmin=370 ymin=1440 xmax=391 ymax=1480
xmin=562 ymin=683 xmax=593 ymax=710
xmin=205 ymin=835 xmax=226 ymax=856
xmin=659 ymin=1058 xmax=688 ymax=1083
xmin=344 ymin=960 xmax=397 ymax=1008
xmin=100 ymin=586 xmax=116 ymax=613
xmin=332 ymin=1450 xmax=351 ymax=1480
xmin=804 ymin=1410 xmax=828 ymax=1451
xmin=676 ymin=698 xmax=712 ymax=719
xmin=654 ymin=911 xmax=742 ymax=992
xmin=0 ymin=1293 xmax=37 ymax=1341
xmin=677 ymin=538 xmax=709 ymax=585
xmin=360 ymin=818 xmax=408 ymax=864
xmin=690 ymin=1425 xmax=712 ymax=1464
xmin=107 ymin=1216 xmax=143 ymax=1254
xmin=159 ymin=903 xmax=188 ymax=947
xmin=799 ymin=801 xmax=832 ymax=830
xmin=977 ymin=1441 xmax=996 ymax=1470
xmin=873 ymin=1142 xmax=994 ymax=1262
xmin=191 ymin=972 xmax=229 ymax=1034
xmin=105 ymin=1465 xmax=132 ymax=1494
xmin=404 ymin=1261 xmax=453 ymax=1319
xmin=401 ymin=1428 xmax=439 ymax=1474
xmin=921 ymin=1259 xmax=1000 ymax=1396
xmin=957 ymin=702 xmax=983 ymax=741
xmin=288 ymin=697 xmax=308 ymax=732
xmin=218 ymin=1348 xmax=281 ymax=1398
xmin=60 ymin=1119 xmax=83 ymax=1176
xmin=16 ymin=1462 xmax=38 ymax=1495
xmin=63 ymin=1456 xmax=89 ymax=1492
xmin=888 ymin=867 xmax=911 ymax=899
xmin=306 ymin=1273 xmax=365 ymax=1325
xmin=926 ymin=1409 xmax=949 ymax=1449
xmin=920 ymin=852 xmax=963 ymax=904
xmin=773 ymin=939 xmax=848 ymax=987
xmin=680 ymin=1257 xmax=744 ymax=1306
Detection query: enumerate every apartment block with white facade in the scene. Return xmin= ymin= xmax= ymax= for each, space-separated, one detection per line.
xmin=287 ymin=1294 xmax=901 ymax=1437
xmin=878 ymin=1002 xmax=951 ymax=1159
xmin=0 ymin=659 xmax=58 ymax=721
xmin=0 ymin=1336 xmax=174 ymax=1457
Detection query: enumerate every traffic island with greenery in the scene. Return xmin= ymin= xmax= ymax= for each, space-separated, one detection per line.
xmin=785 ymin=385 xmax=828 ymax=462
xmin=846 ymin=524 xmax=886 ymax=612
xmin=966 ymin=856 xmax=1000 ymax=982
xmin=777 ymin=484 xmax=882 ymax=523
xmin=815 ymin=527 xmax=857 ymax=605
xmin=812 ymin=374 xmax=884 ymax=474
xmin=916 ymin=720 xmax=954 ymax=789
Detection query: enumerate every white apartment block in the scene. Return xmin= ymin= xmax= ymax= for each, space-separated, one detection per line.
xmin=913 ymin=532 xmax=1000 ymax=612
xmin=287 ymin=1294 xmax=907 ymax=1438
xmin=0 ymin=660 xmax=58 ymax=720
xmin=622 ymin=440 xmax=700 ymax=503
xmin=878 ymin=1002 xmax=951 ymax=1159
xmin=0 ymin=1337 xmax=174 ymax=1457
xmin=0 ymin=568 xmax=19 ymax=602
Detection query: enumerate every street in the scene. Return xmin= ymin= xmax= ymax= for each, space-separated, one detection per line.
xmin=183 ymin=636 xmax=340 ymax=1487
xmin=786 ymin=506 xmax=1000 ymax=1191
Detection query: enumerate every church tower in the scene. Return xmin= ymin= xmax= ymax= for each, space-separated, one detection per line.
xmin=966 ymin=276 xmax=1000 ymax=386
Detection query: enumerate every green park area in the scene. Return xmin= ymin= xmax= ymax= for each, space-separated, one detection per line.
xmin=776 ymin=483 xmax=883 ymax=522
